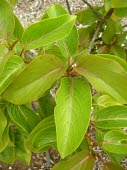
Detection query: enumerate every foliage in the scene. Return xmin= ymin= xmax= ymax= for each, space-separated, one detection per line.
xmin=0 ymin=0 xmax=127 ymax=169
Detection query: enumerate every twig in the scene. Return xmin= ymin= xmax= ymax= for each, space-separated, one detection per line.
xmin=65 ymin=0 xmax=72 ymax=14
xmin=81 ymin=0 xmax=101 ymax=19
xmin=88 ymin=8 xmax=114 ymax=54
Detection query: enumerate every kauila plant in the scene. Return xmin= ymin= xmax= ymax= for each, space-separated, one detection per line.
xmin=0 ymin=0 xmax=127 ymax=169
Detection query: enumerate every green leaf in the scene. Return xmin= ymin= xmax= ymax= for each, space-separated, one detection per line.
xmin=15 ymin=128 xmax=31 ymax=164
xmin=7 ymin=103 xmax=40 ymax=133
xmin=2 ymin=54 xmax=66 ymax=104
xmin=13 ymin=14 xmax=24 ymax=39
xmin=0 ymin=125 xmax=9 ymax=152
xmin=21 ymin=14 xmax=76 ymax=50
xmin=104 ymin=0 xmax=111 ymax=12
xmin=106 ymin=151 xmax=126 ymax=163
xmin=0 ymin=55 xmax=25 ymax=95
xmin=0 ymin=0 xmax=15 ymax=38
xmin=46 ymin=45 xmax=67 ymax=66
xmin=95 ymin=129 xmax=109 ymax=142
xmin=76 ymin=7 xmax=98 ymax=25
xmin=110 ymin=45 xmax=126 ymax=60
xmin=96 ymin=94 xmax=121 ymax=108
xmin=102 ymin=130 xmax=127 ymax=154
xmin=74 ymin=54 xmax=127 ymax=104
xmin=46 ymin=4 xmax=68 ymax=18
xmin=52 ymin=150 xmax=94 ymax=170
xmin=38 ymin=91 xmax=55 ymax=119
xmin=103 ymin=162 xmax=125 ymax=170
xmin=92 ymin=105 xmax=127 ymax=129
xmin=114 ymin=8 xmax=127 ymax=17
xmin=102 ymin=19 xmax=116 ymax=44
xmin=55 ymin=77 xmax=92 ymax=158
xmin=0 ymin=99 xmax=7 ymax=109
xmin=95 ymin=54 xmax=127 ymax=72
xmin=0 ymin=140 xmax=15 ymax=164
xmin=111 ymin=0 xmax=127 ymax=8
xmin=58 ymin=25 xmax=78 ymax=58
xmin=0 ymin=110 xmax=7 ymax=138
xmin=26 ymin=115 xmax=56 ymax=153
xmin=0 ymin=45 xmax=8 ymax=60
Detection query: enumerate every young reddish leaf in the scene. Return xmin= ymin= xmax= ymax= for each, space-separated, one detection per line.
xmin=55 ymin=77 xmax=92 ymax=158
xmin=102 ymin=130 xmax=127 ymax=154
xmin=2 ymin=54 xmax=66 ymax=104
xmin=52 ymin=150 xmax=94 ymax=170
xmin=21 ymin=14 xmax=76 ymax=50
xmin=74 ymin=54 xmax=127 ymax=104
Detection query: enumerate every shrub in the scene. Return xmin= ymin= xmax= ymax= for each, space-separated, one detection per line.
xmin=0 ymin=0 xmax=127 ymax=169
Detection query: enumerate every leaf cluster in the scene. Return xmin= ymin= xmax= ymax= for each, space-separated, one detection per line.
xmin=0 ymin=0 xmax=127 ymax=169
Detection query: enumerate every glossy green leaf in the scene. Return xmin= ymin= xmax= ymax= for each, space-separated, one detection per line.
xmin=74 ymin=54 xmax=127 ymax=104
xmin=93 ymin=105 xmax=127 ymax=129
xmin=114 ymin=8 xmax=127 ymax=17
xmin=0 ymin=0 xmax=15 ymax=38
xmin=110 ymin=45 xmax=126 ymax=60
xmin=2 ymin=54 xmax=66 ymax=104
xmin=111 ymin=0 xmax=127 ymax=8
xmin=0 ymin=110 xmax=7 ymax=138
xmin=76 ymin=7 xmax=98 ymax=25
xmin=13 ymin=14 xmax=24 ymax=39
xmin=52 ymin=150 xmax=94 ymax=170
xmin=102 ymin=130 xmax=127 ymax=154
xmin=0 ymin=55 xmax=25 ymax=95
xmin=0 ymin=125 xmax=9 ymax=152
xmin=96 ymin=94 xmax=121 ymax=108
xmin=38 ymin=91 xmax=55 ymax=119
xmin=21 ymin=14 xmax=76 ymax=50
xmin=15 ymin=128 xmax=31 ymax=164
xmin=58 ymin=25 xmax=78 ymax=58
xmin=55 ymin=77 xmax=92 ymax=158
xmin=46 ymin=4 xmax=68 ymax=18
xmin=26 ymin=115 xmax=56 ymax=153
xmin=7 ymin=103 xmax=40 ymax=133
